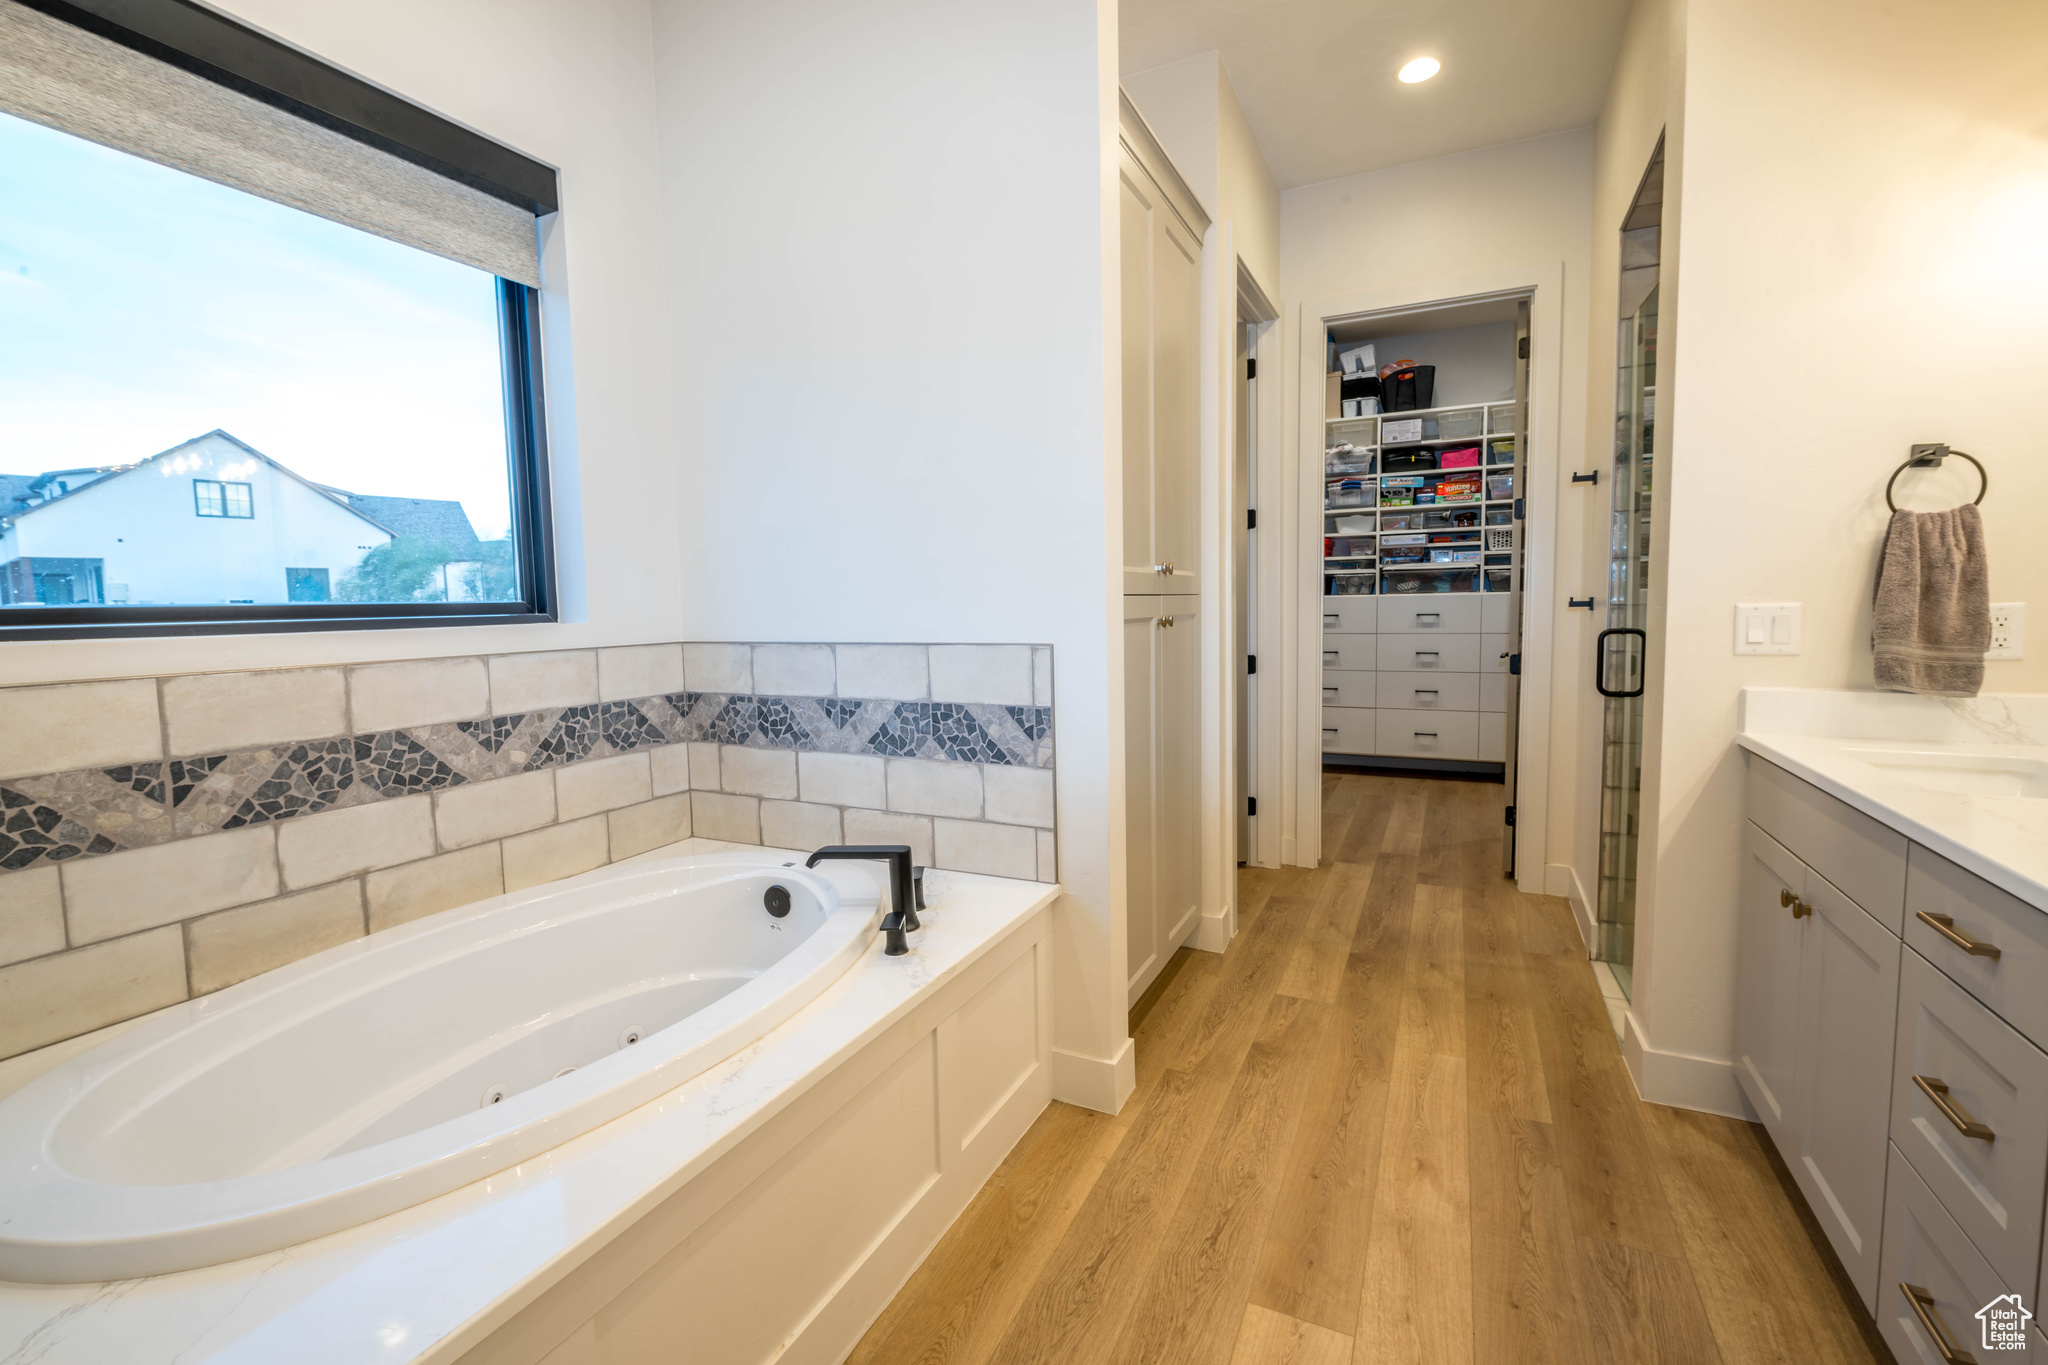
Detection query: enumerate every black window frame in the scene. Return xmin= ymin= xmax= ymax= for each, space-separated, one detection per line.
xmin=0 ymin=0 xmax=560 ymax=641
xmin=192 ymin=479 xmax=253 ymax=519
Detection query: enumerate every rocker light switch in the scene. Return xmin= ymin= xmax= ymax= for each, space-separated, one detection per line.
xmin=1735 ymin=603 xmax=1801 ymax=655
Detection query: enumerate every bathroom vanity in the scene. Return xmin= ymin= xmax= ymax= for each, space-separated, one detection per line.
xmin=1736 ymin=689 xmax=2048 ymax=1361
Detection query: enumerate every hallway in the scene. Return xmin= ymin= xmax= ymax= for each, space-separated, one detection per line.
xmin=848 ymin=773 xmax=1885 ymax=1365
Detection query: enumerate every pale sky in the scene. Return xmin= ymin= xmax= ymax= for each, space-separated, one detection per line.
xmin=0 ymin=111 xmax=513 ymax=538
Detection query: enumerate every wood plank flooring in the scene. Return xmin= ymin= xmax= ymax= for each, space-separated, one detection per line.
xmin=848 ymin=773 xmax=1887 ymax=1365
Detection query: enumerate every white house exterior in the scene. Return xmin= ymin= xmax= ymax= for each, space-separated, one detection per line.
xmin=0 ymin=431 xmax=482 ymax=607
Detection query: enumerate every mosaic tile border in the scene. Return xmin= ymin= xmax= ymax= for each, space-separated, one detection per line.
xmin=1 ymin=691 xmax=1054 ymax=875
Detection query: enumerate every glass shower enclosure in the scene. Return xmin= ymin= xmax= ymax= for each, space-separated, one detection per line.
xmin=1594 ymin=143 xmax=1663 ymax=999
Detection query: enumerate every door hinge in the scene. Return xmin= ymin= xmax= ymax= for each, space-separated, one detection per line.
xmin=1518 ymin=337 xmax=1529 ymax=360
xmin=1505 ymin=804 xmax=1516 ymax=826
xmin=1246 ymin=357 xmax=1257 ymax=380
xmin=1246 ymin=507 xmax=1257 ymax=530
xmin=1509 ymin=652 xmax=1522 ymax=675
xmin=1514 ymin=497 xmax=1525 ymax=521
xmin=1247 ymin=654 xmax=1257 ymax=674
xmin=1247 ymin=796 xmax=1258 ymax=816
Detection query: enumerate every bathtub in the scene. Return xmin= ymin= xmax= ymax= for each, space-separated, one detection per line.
xmin=0 ymin=850 xmax=881 ymax=1284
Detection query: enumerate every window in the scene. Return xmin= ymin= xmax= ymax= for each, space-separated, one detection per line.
xmin=194 ymin=481 xmax=254 ymax=519
xmin=0 ymin=0 xmax=559 ymax=639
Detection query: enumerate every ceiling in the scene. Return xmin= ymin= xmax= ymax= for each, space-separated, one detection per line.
xmin=1120 ymin=0 xmax=1633 ymax=190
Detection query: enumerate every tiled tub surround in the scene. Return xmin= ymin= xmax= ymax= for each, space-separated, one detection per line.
xmin=0 ymin=643 xmax=1055 ymax=1059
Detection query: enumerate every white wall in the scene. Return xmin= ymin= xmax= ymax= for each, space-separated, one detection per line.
xmin=0 ymin=0 xmax=678 ymax=681
xmin=1623 ymin=0 xmax=2048 ymax=1108
xmin=1342 ymin=321 xmax=1516 ymax=408
xmin=1281 ymin=128 xmax=1595 ymax=876
xmin=648 ymin=0 xmax=1129 ymax=1106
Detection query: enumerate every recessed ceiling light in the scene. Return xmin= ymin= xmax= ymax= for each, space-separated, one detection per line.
xmin=1398 ymin=57 xmax=1441 ymax=84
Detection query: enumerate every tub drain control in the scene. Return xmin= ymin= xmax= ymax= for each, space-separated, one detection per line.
xmin=764 ymin=884 xmax=792 ymax=918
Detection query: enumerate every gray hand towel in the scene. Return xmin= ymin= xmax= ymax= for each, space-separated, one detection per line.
xmin=1872 ymin=504 xmax=1989 ymax=696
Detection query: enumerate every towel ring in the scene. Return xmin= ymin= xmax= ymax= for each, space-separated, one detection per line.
xmin=1886 ymin=448 xmax=1986 ymax=513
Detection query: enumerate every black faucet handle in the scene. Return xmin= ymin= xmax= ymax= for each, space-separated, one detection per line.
xmin=912 ymin=865 xmax=927 ymax=911
xmin=804 ymin=844 xmax=918 ymax=941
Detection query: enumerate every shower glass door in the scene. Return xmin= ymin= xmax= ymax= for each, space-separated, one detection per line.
xmin=1594 ymin=143 xmax=1662 ymax=999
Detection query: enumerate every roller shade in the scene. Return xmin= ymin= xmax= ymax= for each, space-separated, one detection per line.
xmin=0 ymin=0 xmax=542 ymax=287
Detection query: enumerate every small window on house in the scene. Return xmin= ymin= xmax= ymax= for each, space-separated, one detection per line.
xmin=0 ymin=0 xmax=560 ymax=639
xmin=193 ymin=480 xmax=253 ymax=518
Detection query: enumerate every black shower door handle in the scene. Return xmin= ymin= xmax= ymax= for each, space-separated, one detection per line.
xmin=1596 ymin=627 xmax=1646 ymax=698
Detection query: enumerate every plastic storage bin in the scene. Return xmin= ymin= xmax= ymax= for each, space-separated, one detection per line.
xmin=1438 ymin=408 xmax=1483 ymax=440
xmin=1327 ymin=573 xmax=1375 ymax=595
xmin=1487 ymin=403 xmax=1515 ymax=434
xmin=1488 ymin=439 xmax=1515 ymax=465
xmin=1383 ymin=566 xmax=1479 ymax=594
xmin=1326 ymin=480 xmax=1376 ymax=509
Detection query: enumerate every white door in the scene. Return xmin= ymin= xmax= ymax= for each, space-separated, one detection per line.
xmin=1124 ymin=595 xmax=1163 ymax=1003
xmin=1157 ymin=596 xmax=1204 ymax=966
xmin=1735 ymin=820 xmax=1807 ymax=1153
xmin=1789 ymin=870 xmax=1900 ymax=1313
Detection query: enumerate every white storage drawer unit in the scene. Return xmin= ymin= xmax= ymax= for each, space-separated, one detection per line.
xmin=1321 ymin=707 xmax=1373 ymax=753
xmin=1375 ymin=709 xmax=1478 ymax=760
xmin=1742 ymin=749 xmax=2048 ymax=1338
xmin=1321 ymin=670 xmax=1376 ymax=708
xmin=1376 ymin=633 xmax=1482 ymax=673
xmin=1378 ymin=596 xmax=1481 ymax=634
xmin=1378 ymin=673 xmax=1479 ymax=712
xmin=1319 ymin=589 xmax=1509 ymax=768
xmin=1321 ymin=598 xmax=1377 ymax=634
xmin=1322 ymin=636 xmax=1375 ymax=672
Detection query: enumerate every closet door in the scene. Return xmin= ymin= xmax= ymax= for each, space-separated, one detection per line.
xmin=1124 ymin=596 xmax=1163 ymax=1003
xmin=1156 ymin=596 xmax=1204 ymax=962
xmin=1735 ymin=821 xmax=1807 ymax=1154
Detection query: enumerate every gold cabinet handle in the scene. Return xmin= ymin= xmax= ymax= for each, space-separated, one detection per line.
xmin=1152 ymin=562 xmax=1175 ymax=575
xmin=1157 ymin=616 xmax=1176 ymax=629
xmin=1900 ymin=1282 xmax=1978 ymax=1364
xmin=1916 ymin=911 xmax=2003 ymax=960
xmin=1912 ymin=1075 xmax=1996 ymax=1142
xmin=1779 ymin=888 xmax=1813 ymax=919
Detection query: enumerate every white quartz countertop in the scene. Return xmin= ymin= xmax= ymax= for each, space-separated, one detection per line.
xmin=0 ymin=841 xmax=1057 ymax=1365
xmin=1737 ymin=688 xmax=2048 ymax=914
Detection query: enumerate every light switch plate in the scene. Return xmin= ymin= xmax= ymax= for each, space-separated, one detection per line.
xmin=1735 ymin=602 xmax=1801 ymax=655
xmin=1988 ymin=603 xmax=2025 ymax=660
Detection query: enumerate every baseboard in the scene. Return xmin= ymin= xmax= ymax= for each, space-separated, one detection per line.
xmin=1190 ymin=904 xmax=1234 ymax=954
xmin=1619 ymin=1011 xmax=1757 ymax=1121
xmin=1050 ymin=1037 xmax=1136 ymax=1115
xmin=1546 ymin=862 xmax=1594 ymax=954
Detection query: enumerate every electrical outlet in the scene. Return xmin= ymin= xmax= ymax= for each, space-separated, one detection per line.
xmin=1989 ymin=603 xmax=2025 ymax=660
xmin=1734 ymin=602 xmax=1801 ymax=655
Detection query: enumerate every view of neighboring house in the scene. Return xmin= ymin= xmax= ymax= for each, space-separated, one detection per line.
xmin=0 ymin=430 xmax=483 ymax=606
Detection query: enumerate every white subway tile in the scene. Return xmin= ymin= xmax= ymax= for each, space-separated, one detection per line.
xmin=63 ymin=825 xmax=278 ymax=944
xmin=650 ymin=743 xmax=692 ymax=796
xmin=0 ymin=867 xmax=66 ymax=967
xmin=0 ymin=927 xmax=186 ymax=1060
xmin=760 ymin=801 xmax=842 ymax=851
xmin=929 ymin=645 xmax=1033 ymax=705
xmin=187 ymin=882 xmax=364 ymax=995
xmin=434 ymin=769 xmax=556 ymax=849
xmin=719 ymin=746 xmax=797 ymax=799
xmin=798 ymin=751 xmax=886 ymax=808
xmin=366 ymin=845 xmax=503 ymax=933
xmin=683 ymin=643 xmax=752 ymax=694
xmin=599 ymin=644 xmax=685 ymax=702
xmin=983 ymin=766 xmax=1055 ymax=828
xmin=835 ymin=645 xmax=928 ymax=700
xmin=933 ymin=818 xmax=1037 ymax=880
xmin=608 ymin=794 xmax=692 ymax=860
xmin=0 ymin=680 xmax=162 ymax=779
xmin=502 ymin=817 xmax=609 ymax=893
xmin=276 ymin=794 xmax=436 ymax=890
xmin=1037 ymin=829 xmax=1057 ymax=883
xmin=556 ymin=753 xmax=653 ymax=821
xmin=691 ymin=791 xmax=760 ymax=844
xmin=348 ymin=657 xmax=489 ymax=733
xmin=489 ymin=650 xmax=599 ymax=713
xmin=841 ymin=808 xmax=933 ymax=867
xmin=164 ymin=668 xmax=347 ymax=756
xmin=752 ymin=644 xmax=835 ymax=696
xmin=1032 ymin=646 xmax=1054 ymax=706
xmin=886 ymin=758 xmax=982 ymax=818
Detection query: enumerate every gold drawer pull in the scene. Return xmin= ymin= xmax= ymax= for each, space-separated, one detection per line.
xmin=1779 ymin=889 xmax=1812 ymax=919
xmin=1913 ymin=1075 xmax=1996 ymax=1142
xmin=1901 ymin=1282 xmax=1977 ymax=1364
xmin=1916 ymin=911 xmax=2003 ymax=960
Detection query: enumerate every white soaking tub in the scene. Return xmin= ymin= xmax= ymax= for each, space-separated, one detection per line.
xmin=0 ymin=850 xmax=881 ymax=1284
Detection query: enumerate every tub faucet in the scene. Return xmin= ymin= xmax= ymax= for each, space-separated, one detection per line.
xmin=805 ymin=845 xmax=919 ymax=955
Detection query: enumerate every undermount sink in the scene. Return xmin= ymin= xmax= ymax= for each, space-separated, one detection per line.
xmin=1840 ymin=747 xmax=2048 ymax=799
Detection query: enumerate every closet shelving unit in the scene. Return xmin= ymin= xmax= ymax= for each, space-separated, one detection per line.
xmin=1322 ymin=400 xmax=1518 ymax=598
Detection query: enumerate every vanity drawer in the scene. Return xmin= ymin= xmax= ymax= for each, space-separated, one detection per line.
xmin=1378 ymin=596 xmax=1481 ymax=634
xmin=1746 ymin=755 xmax=1909 ymax=933
xmin=1321 ymin=637 xmax=1374 ymax=672
xmin=1376 ymin=709 xmax=1479 ymax=760
xmin=1379 ymin=673 xmax=1479 ymax=712
xmin=1377 ymin=633 xmax=1481 ymax=673
xmin=1321 ymin=707 xmax=1374 ymax=754
xmin=1321 ymin=670 xmax=1376 ymax=708
xmin=1906 ymin=843 xmax=2048 ymax=1049
xmin=1878 ymin=1149 xmax=2017 ymax=1365
xmin=1321 ymin=597 xmax=1377 ymax=634
xmin=1890 ymin=949 xmax=2048 ymax=1297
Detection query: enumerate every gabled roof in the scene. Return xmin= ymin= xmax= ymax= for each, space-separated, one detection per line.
xmin=0 ymin=474 xmax=38 ymax=513
xmin=339 ymin=495 xmax=481 ymax=558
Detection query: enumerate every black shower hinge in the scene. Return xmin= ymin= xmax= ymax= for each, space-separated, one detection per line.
xmin=1571 ymin=470 xmax=1600 ymax=485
